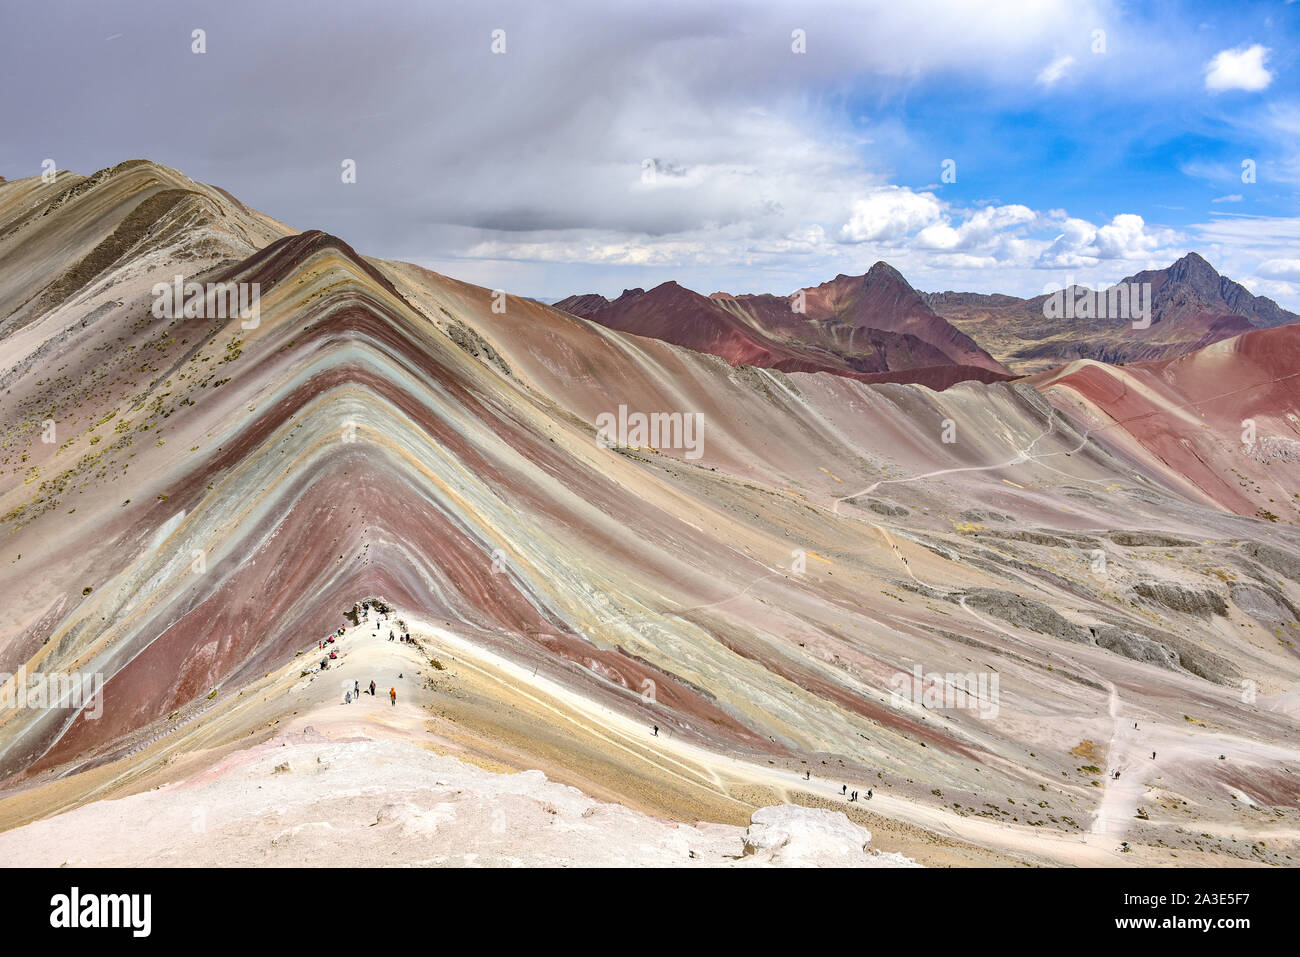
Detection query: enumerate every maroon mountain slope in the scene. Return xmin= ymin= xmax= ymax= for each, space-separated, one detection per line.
xmin=554 ymin=267 xmax=1012 ymax=388
xmin=790 ymin=262 xmax=1008 ymax=374
xmin=552 ymin=293 xmax=608 ymax=318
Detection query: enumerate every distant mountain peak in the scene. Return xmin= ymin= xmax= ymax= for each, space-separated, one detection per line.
xmin=553 ymin=261 xmax=1007 ymax=381
xmin=1174 ymin=250 xmax=1212 ymax=267
xmin=1165 ymin=250 xmax=1220 ymax=285
xmin=1123 ymin=253 xmax=1296 ymax=330
xmin=865 ymin=261 xmax=911 ymax=286
xmin=920 ymin=252 xmax=1299 ymax=374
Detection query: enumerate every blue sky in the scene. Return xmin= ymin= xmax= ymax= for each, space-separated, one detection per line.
xmin=872 ymin=3 xmax=1295 ymax=230
xmin=1 ymin=0 xmax=1297 ymax=305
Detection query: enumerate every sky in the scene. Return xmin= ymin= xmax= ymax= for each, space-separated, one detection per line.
xmin=2 ymin=0 xmax=1298 ymax=305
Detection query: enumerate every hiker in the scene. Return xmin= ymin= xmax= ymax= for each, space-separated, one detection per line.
xmin=866 ymin=789 xmax=872 ymax=800
xmin=653 ymin=725 xmax=659 ymax=737
xmin=389 ymin=687 xmax=396 ymax=706
xmin=1152 ymin=751 xmax=1156 ymax=760
xmin=345 ymin=691 xmax=352 ymax=704
xmin=805 ymin=771 xmax=810 ymax=780
xmin=841 ymin=784 xmax=847 ymax=796
xmin=354 ymin=680 xmax=360 ymax=698
xmin=389 ymin=631 xmax=394 ymax=641
xmin=370 ymin=680 xmax=376 ymax=696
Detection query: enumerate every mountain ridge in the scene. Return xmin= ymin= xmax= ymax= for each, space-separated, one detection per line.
xmin=922 ymin=252 xmax=1297 ymax=373
xmin=556 ymin=263 xmax=1010 ymax=388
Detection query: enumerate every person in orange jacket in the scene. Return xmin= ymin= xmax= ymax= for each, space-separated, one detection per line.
xmin=389 ymin=687 xmax=396 ymax=705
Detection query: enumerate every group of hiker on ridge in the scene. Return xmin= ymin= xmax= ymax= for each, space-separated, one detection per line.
xmin=330 ymin=600 xmax=399 ymax=707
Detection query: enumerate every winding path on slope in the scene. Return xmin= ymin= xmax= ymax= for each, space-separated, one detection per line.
xmin=788 ymin=368 xmax=1300 ymax=849
xmin=652 ymin=406 xmax=1142 ymax=850
xmin=401 ymin=614 xmax=1115 ymax=865
xmin=665 ymin=370 xmax=1295 ymax=850
xmin=820 ymin=408 xmax=1137 ymax=846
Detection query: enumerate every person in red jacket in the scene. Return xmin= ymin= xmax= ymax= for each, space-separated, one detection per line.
xmin=389 ymin=687 xmax=396 ymax=706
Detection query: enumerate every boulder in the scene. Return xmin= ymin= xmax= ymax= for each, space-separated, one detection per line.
xmin=742 ymin=804 xmax=871 ymax=865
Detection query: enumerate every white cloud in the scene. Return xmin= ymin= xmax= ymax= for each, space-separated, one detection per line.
xmin=450 ymin=204 xmax=1300 ymax=311
xmin=1241 ymin=277 xmax=1299 ymax=301
xmin=1204 ymin=44 xmax=1272 ymax=93
xmin=840 ymin=188 xmax=944 ymax=242
xmin=1036 ymin=54 xmax=1075 ymax=87
xmin=916 ymin=204 xmax=1037 ymax=251
xmin=1038 ymin=213 xmax=1175 ymax=267
xmin=1257 ymin=258 xmax=1300 ymax=280
xmin=1095 ymin=213 xmax=1163 ymax=258
xmin=464 ymin=189 xmax=1190 ymax=303
xmin=1212 ymin=194 xmax=1243 ymax=203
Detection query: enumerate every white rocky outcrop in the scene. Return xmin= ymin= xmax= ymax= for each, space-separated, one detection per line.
xmin=742 ymin=803 xmax=920 ymax=867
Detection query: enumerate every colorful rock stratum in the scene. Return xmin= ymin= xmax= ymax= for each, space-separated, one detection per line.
xmin=1 ymin=161 xmax=1298 ymax=867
